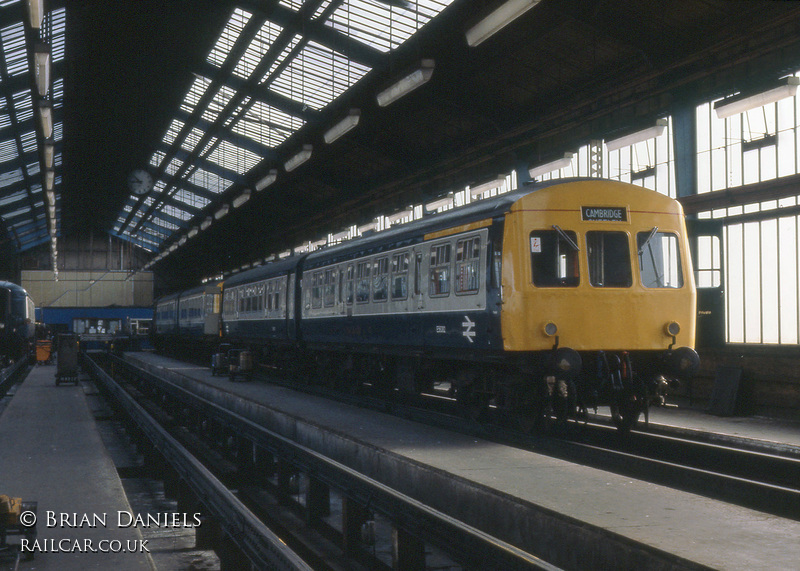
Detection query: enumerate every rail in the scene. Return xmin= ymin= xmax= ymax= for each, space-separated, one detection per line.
xmin=83 ymin=354 xmax=313 ymax=571
xmin=105 ymin=353 xmax=561 ymax=571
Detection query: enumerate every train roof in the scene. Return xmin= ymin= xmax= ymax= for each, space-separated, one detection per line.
xmin=0 ymin=281 xmax=32 ymax=297
xmin=208 ymin=178 xmax=675 ymax=287
xmin=222 ymin=254 xmax=305 ymax=288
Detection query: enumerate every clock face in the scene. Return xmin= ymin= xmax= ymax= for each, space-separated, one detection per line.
xmin=128 ymin=169 xmax=154 ymax=195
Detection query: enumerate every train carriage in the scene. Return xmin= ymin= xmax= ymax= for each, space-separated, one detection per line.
xmin=0 ymin=281 xmax=35 ymax=365
xmin=159 ymin=178 xmax=699 ymax=430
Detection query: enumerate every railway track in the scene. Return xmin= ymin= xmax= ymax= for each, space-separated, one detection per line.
xmin=255 ymin=363 xmax=800 ymax=522
xmin=87 ymin=352 xmax=561 ymax=571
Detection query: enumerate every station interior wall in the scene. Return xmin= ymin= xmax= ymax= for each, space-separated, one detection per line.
xmin=21 ymin=269 xmax=153 ymax=308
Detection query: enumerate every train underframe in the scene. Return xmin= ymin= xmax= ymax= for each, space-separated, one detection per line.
xmin=237 ymin=340 xmax=699 ymax=432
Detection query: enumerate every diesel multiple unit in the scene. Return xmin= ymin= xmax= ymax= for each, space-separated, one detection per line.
xmin=155 ymin=179 xmax=700 ymax=430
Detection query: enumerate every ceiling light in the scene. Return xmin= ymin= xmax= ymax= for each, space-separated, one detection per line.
xmin=387 ymin=209 xmax=413 ymax=225
xmin=714 ymin=76 xmax=800 ymax=118
xmin=187 ymin=226 xmax=199 ymax=238
xmin=324 ymin=109 xmax=361 ymax=144
xmin=425 ymin=196 xmax=454 ymax=212
xmin=28 ymin=0 xmax=43 ymax=29
xmin=43 ymin=141 xmax=54 ymax=169
xmin=44 ymin=169 xmax=54 ymax=191
xmin=331 ymin=229 xmax=350 ymax=241
xmin=178 ymin=236 xmax=187 ymax=246
xmin=605 ymin=120 xmax=668 ymax=152
xmin=214 ymin=204 xmax=229 ymax=219
xmin=38 ymin=101 xmax=52 ymax=139
xmin=45 ymin=189 xmax=54 ymax=206
xmin=232 ymin=189 xmax=251 ymax=208
xmin=528 ymin=152 xmax=574 ymax=178
xmin=469 ymin=177 xmax=506 ymax=198
xmin=254 ymin=169 xmax=277 ymax=191
xmin=284 ymin=144 xmax=312 ymax=172
xmin=358 ymin=222 xmax=377 ymax=234
xmin=34 ymin=43 xmax=50 ymax=96
xmin=466 ymin=0 xmax=539 ymax=47
xmin=377 ymin=60 xmax=435 ymax=107
xmin=200 ymin=216 xmax=212 ymax=230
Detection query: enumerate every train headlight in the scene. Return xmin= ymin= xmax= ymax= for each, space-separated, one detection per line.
xmin=543 ymin=322 xmax=558 ymax=336
xmin=665 ymin=321 xmax=680 ymax=337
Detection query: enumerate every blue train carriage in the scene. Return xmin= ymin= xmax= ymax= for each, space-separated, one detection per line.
xmin=177 ymin=283 xmax=223 ymax=337
xmin=0 ymin=281 xmax=35 ymax=365
xmin=296 ymin=190 xmax=509 ymax=394
xmin=220 ymin=256 xmax=300 ymax=373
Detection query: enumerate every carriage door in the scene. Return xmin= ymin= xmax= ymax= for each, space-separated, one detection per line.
xmin=687 ymin=218 xmax=725 ymax=348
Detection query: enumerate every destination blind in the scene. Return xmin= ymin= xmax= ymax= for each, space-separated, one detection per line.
xmin=581 ymin=206 xmax=627 ymax=222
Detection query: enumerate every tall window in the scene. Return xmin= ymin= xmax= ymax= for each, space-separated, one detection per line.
xmin=456 ymin=236 xmax=481 ymax=294
xmin=391 ymin=252 xmax=409 ymax=300
xmin=429 ymin=243 xmax=451 ymax=296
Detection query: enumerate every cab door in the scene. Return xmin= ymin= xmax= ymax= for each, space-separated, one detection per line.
xmin=687 ymin=218 xmax=725 ymax=348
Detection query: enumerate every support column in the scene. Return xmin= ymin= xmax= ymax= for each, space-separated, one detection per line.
xmin=306 ymin=477 xmax=330 ymax=525
xmin=342 ymin=497 xmax=370 ymax=557
xmin=392 ymin=527 xmax=426 ymax=571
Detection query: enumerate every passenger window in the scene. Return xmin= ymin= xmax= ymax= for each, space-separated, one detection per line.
xmin=456 ymin=236 xmax=481 ymax=294
xmin=373 ymin=257 xmax=389 ymax=302
xmin=356 ymin=261 xmax=370 ymax=303
xmin=638 ymin=230 xmax=683 ymax=288
xmin=429 ymin=243 xmax=452 ymax=297
xmin=530 ymin=230 xmax=579 ymax=287
xmin=587 ymin=231 xmax=632 ymax=287
xmin=345 ymin=264 xmax=355 ymax=305
xmin=311 ymin=271 xmax=323 ymax=309
xmin=391 ymin=252 xmax=409 ymax=300
xmin=323 ymin=268 xmax=336 ymax=307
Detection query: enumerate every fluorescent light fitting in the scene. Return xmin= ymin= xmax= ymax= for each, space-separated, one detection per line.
xmin=358 ymin=222 xmax=377 ymax=234
xmin=284 ymin=144 xmax=312 ymax=172
xmin=44 ymin=169 xmax=54 ymax=191
xmin=233 ymin=189 xmax=251 ymax=208
xmin=187 ymin=227 xmax=199 ymax=238
xmin=178 ymin=236 xmax=187 ymax=246
xmin=254 ymin=169 xmax=277 ymax=191
xmin=43 ymin=142 xmax=54 ymax=169
xmin=605 ymin=120 xmax=668 ymax=152
xmin=377 ymin=60 xmax=435 ymax=107
xmin=38 ymin=101 xmax=52 ymax=139
xmin=34 ymin=43 xmax=50 ymax=96
xmin=469 ymin=177 xmax=506 ymax=198
xmin=466 ymin=0 xmax=539 ymax=47
xmin=425 ymin=196 xmax=454 ymax=212
xmin=324 ymin=109 xmax=361 ymax=144
xmin=45 ymin=189 xmax=54 ymax=206
xmin=528 ymin=152 xmax=574 ymax=178
xmin=29 ymin=0 xmax=43 ymax=29
xmin=200 ymin=216 xmax=212 ymax=230
xmin=387 ymin=209 xmax=413 ymax=224
xmin=214 ymin=204 xmax=229 ymax=219
xmin=715 ymin=76 xmax=800 ymax=118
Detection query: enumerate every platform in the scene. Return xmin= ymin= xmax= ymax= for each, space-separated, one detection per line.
xmin=0 ymin=362 xmax=154 ymax=570
xmin=127 ymin=351 xmax=800 ymax=570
